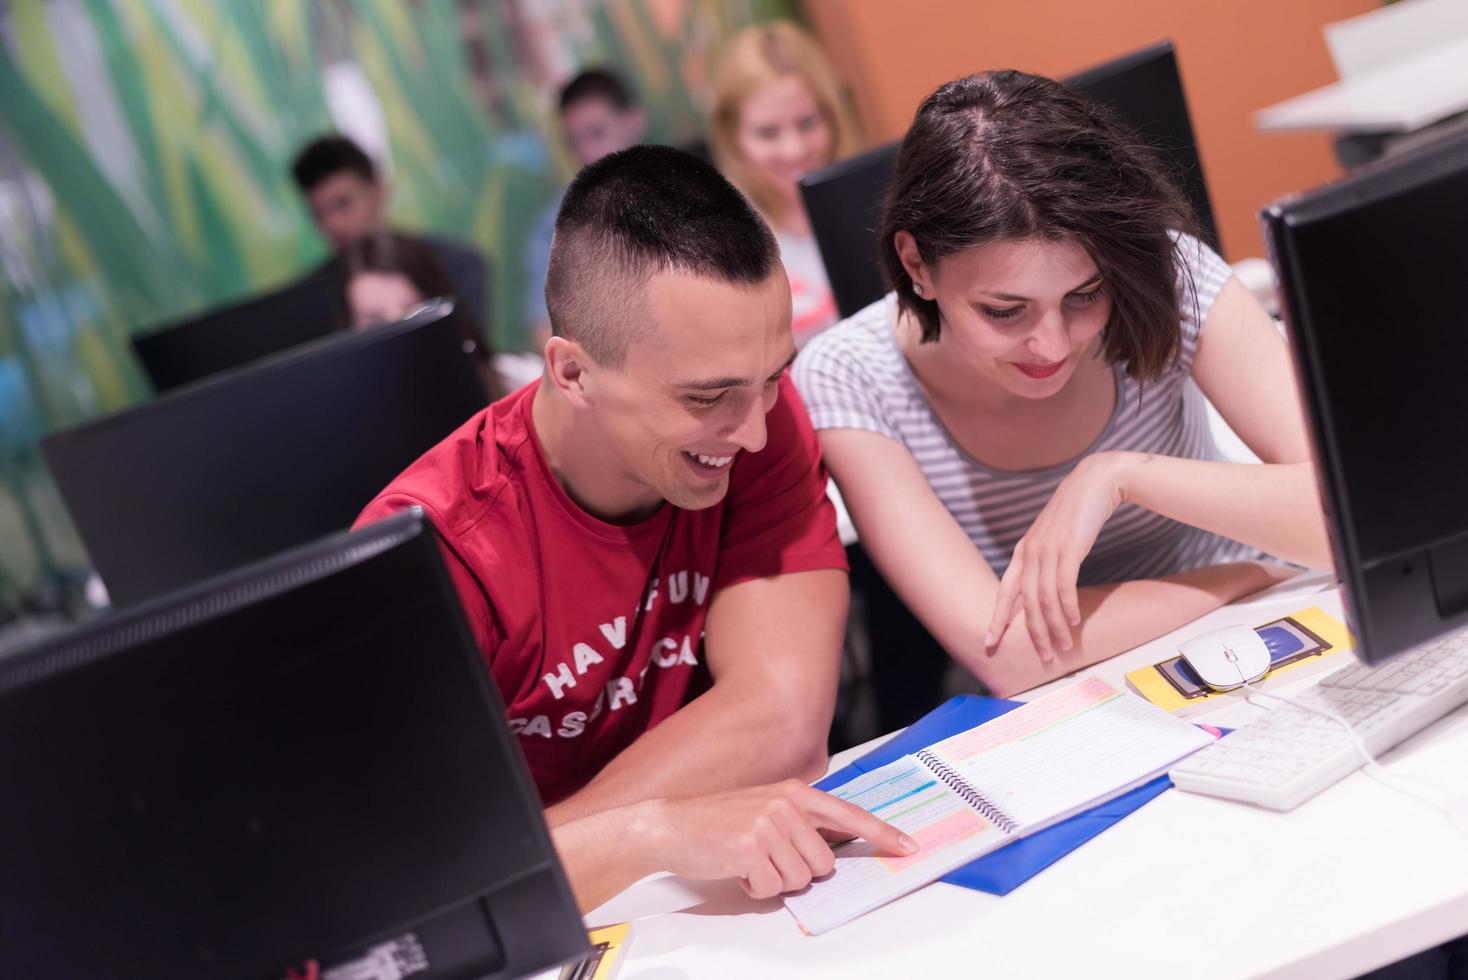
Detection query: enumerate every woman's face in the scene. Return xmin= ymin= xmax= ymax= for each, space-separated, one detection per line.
xmin=734 ymin=75 xmax=833 ymax=212
xmin=915 ymin=236 xmax=1113 ymax=401
xmin=347 ymin=271 xmax=424 ymax=329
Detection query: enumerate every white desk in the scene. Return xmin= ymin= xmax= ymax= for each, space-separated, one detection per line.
xmin=585 ymin=573 xmax=1468 ymax=978
xmin=1256 ymin=35 xmax=1468 ymax=133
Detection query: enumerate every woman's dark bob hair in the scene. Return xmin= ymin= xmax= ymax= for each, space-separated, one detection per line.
xmin=879 ymin=69 xmax=1203 ymax=383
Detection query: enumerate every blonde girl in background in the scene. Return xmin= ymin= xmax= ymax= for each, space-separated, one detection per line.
xmin=710 ymin=21 xmax=862 ymax=346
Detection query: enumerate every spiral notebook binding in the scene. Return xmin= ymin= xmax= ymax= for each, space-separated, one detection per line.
xmin=916 ymin=749 xmax=1020 ymax=835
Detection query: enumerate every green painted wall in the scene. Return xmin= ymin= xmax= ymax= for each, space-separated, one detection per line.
xmin=0 ymin=0 xmax=796 ymax=608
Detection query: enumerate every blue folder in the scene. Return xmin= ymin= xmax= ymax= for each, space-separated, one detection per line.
xmin=816 ymin=694 xmax=1173 ymax=896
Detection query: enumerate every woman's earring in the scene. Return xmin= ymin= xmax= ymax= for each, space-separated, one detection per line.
xmin=912 ymin=281 xmax=927 ymax=298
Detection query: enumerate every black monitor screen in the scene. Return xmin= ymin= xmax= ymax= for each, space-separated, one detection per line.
xmin=0 ymin=512 xmax=587 ymax=979
xmin=43 ymin=301 xmax=488 ymax=606
xmin=133 ymin=273 xmax=340 ymax=393
xmin=1065 ymin=40 xmax=1221 ymax=253
xmin=1267 ymin=131 xmax=1468 ymax=660
xmin=799 ymin=142 xmax=900 ymax=320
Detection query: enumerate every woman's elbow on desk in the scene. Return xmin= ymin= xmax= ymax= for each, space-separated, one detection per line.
xmin=947 ymin=624 xmax=1063 ymax=700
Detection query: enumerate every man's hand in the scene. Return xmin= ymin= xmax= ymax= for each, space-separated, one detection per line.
xmin=636 ymin=780 xmax=917 ymax=899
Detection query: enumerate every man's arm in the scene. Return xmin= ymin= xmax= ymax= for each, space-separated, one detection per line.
xmin=546 ymin=568 xmax=847 ymax=826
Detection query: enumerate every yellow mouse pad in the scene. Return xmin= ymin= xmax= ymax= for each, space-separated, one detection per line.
xmin=559 ymin=922 xmax=634 ymax=980
xmin=1126 ymin=606 xmax=1354 ymax=716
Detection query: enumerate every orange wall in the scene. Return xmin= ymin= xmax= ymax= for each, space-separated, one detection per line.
xmin=805 ymin=0 xmax=1379 ymax=259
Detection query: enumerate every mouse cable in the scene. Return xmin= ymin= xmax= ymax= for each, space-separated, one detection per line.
xmin=1225 ymin=653 xmax=1468 ymax=837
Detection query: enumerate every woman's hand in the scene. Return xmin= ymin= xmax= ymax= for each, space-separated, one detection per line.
xmin=985 ymin=452 xmax=1131 ymax=661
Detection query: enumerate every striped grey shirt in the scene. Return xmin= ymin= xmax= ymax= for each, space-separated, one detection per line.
xmin=793 ymin=233 xmax=1259 ymax=586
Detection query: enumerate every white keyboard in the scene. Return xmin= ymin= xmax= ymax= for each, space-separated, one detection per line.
xmin=1169 ymin=628 xmax=1468 ymax=811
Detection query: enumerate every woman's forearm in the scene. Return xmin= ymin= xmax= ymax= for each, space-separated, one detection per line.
xmin=968 ymin=559 xmax=1297 ymax=696
xmin=1108 ymin=452 xmax=1333 ymax=570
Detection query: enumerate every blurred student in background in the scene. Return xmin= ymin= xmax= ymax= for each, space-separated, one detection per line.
xmin=341 ymin=232 xmax=460 ymax=332
xmin=522 ymin=69 xmax=647 ymax=353
xmin=291 ymin=134 xmax=490 ymax=327
xmin=339 ymin=232 xmax=539 ymax=397
xmin=711 ymin=21 xmax=861 ymax=346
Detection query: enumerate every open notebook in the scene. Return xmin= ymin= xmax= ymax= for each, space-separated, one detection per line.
xmin=785 ymin=677 xmax=1214 ymax=934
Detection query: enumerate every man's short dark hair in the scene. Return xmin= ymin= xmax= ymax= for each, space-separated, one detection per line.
xmin=558 ymin=68 xmax=636 ymax=113
xmin=545 ymin=145 xmax=779 ymax=366
xmin=291 ymin=134 xmax=376 ymax=192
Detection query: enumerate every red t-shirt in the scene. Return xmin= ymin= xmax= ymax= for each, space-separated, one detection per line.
xmin=355 ymin=376 xmax=846 ymax=805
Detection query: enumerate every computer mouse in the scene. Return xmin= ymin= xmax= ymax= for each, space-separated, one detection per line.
xmin=1177 ymin=625 xmax=1272 ymax=692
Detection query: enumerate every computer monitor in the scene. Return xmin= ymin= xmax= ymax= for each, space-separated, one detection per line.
xmin=1064 ymin=40 xmax=1222 ymax=252
xmin=43 ymin=299 xmax=488 ymax=607
xmin=1264 ymin=129 xmax=1468 ymax=664
xmin=133 ymin=273 xmax=340 ymax=393
xmin=0 ymin=511 xmax=588 ymax=979
xmin=799 ymin=141 xmax=901 ymax=320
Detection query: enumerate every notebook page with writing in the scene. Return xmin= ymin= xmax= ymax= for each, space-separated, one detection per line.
xmin=925 ymin=676 xmax=1213 ymax=832
xmin=785 ymin=678 xmax=1213 ymax=934
xmin=783 ymin=754 xmax=1013 ymax=935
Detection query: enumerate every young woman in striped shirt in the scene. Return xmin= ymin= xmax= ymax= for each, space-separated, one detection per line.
xmin=794 ymin=71 xmax=1330 ymax=698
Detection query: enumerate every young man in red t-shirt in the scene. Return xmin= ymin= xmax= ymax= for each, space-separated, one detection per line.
xmin=358 ymin=146 xmax=912 ymax=909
